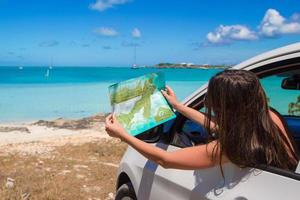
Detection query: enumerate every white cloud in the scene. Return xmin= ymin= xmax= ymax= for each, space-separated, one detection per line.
xmin=94 ymin=27 xmax=118 ymax=37
xmin=89 ymin=0 xmax=131 ymax=12
xmin=132 ymin=28 xmax=141 ymax=38
xmin=259 ymin=9 xmax=300 ymax=37
xmin=206 ymin=25 xmax=257 ymax=44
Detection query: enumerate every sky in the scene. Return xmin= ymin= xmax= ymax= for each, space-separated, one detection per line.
xmin=0 ymin=0 xmax=300 ymax=67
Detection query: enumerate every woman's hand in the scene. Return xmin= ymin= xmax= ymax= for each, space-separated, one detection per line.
xmin=161 ymin=85 xmax=180 ymax=109
xmin=105 ymin=113 xmax=127 ymax=140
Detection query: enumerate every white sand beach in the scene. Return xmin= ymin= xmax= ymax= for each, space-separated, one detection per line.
xmin=0 ymin=114 xmax=110 ymax=155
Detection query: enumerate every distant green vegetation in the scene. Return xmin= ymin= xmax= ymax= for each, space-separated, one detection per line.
xmin=157 ymin=63 xmax=174 ymax=67
xmin=288 ymin=95 xmax=300 ymax=116
xmin=153 ymin=63 xmax=228 ymax=69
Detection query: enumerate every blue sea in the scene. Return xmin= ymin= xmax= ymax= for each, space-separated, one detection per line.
xmin=0 ymin=67 xmax=221 ymax=122
xmin=0 ymin=67 xmax=298 ymax=122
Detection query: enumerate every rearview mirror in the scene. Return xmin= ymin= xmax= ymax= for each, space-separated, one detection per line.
xmin=281 ymin=75 xmax=300 ymax=90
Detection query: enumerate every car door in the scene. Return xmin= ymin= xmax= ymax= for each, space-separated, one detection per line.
xmin=146 ymin=67 xmax=300 ymax=200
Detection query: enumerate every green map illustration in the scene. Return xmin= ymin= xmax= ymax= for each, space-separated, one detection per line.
xmin=109 ymin=72 xmax=176 ymax=136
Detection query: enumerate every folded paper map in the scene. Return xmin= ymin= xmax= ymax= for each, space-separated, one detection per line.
xmin=109 ymin=72 xmax=176 ymax=136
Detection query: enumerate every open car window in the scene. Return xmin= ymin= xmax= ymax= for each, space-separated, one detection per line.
xmin=172 ymin=68 xmax=300 ymax=149
xmin=173 ymin=119 xmax=208 ymax=147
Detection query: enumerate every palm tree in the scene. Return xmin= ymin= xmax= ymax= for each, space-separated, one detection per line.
xmin=288 ymin=95 xmax=300 ymax=116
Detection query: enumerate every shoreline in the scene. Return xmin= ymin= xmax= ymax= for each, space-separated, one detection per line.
xmin=0 ymin=114 xmax=109 ymax=149
xmin=0 ymin=113 xmax=109 ymax=125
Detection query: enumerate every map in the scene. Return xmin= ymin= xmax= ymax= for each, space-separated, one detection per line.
xmin=109 ymin=72 xmax=176 ymax=136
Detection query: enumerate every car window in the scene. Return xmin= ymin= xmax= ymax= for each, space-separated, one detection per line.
xmin=260 ymin=71 xmax=300 ymax=117
xmin=170 ymin=118 xmax=208 ymax=148
xmin=182 ymin=119 xmax=208 ymax=144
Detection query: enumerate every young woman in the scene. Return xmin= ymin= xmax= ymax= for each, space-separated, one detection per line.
xmin=105 ymin=70 xmax=299 ymax=171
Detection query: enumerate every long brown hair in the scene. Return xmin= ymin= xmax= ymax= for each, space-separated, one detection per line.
xmin=204 ymin=70 xmax=299 ymax=171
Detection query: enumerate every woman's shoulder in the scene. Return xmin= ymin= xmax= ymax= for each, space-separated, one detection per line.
xmin=269 ymin=109 xmax=286 ymax=133
xmin=269 ymin=109 xmax=298 ymax=162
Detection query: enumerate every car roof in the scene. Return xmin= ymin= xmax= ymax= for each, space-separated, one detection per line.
xmin=182 ymin=42 xmax=300 ymax=106
xmin=232 ymin=42 xmax=300 ymax=70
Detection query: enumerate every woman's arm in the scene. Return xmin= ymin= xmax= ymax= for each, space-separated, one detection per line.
xmin=105 ymin=114 xmax=225 ymax=169
xmin=161 ymin=86 xmax=216 ymax=129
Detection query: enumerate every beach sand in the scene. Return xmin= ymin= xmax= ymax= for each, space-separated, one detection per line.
xmin=0 ymin=115 xmax=127 ymax=199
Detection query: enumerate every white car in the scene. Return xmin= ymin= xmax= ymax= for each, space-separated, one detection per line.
xmin=115 ymin=43 xmax=300 ymax=200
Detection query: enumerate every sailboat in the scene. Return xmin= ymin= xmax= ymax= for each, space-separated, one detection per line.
xmin=49 ymin=58 xmax=53 ymax=69
xmin=45 ymin=59 xmax=53 ymax=78
xmin=131 ymin=44 xmax=139 ymax=69
xmin=45 ymin=68 xmax=50 ymax=78
xmin=132 ymin=63 xmax=138 ymax=69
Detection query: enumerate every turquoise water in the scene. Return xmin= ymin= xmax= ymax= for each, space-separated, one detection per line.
xmin=0 ymin=67 xmax=221 ymax=122
xmin=0 ymin=67 xmax=298 ymax=122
